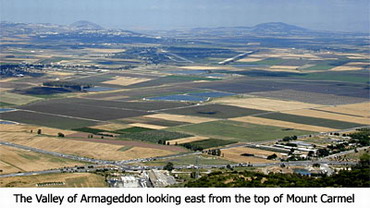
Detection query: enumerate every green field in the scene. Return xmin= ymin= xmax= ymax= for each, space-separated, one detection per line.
xmin=256 ymin=112 xmax=364 ymax=129
xmin=303 ymin=59 xmax=351 ymax=71
xmin=0 ymin=101 xmax=14 ymax=107
xmin=182 ymin=138 xmax=236 ymax=149
xmin=143 ymin=154 xmax=235 ymax=166
xmin=236 ymin=58 xmax=286 ymax=66
xmin=167 ymin=120 xmax=314 ymax=142
xmin=120 ymin=130 xmax=192 ymax=143
xmin=299 ymin=71 xmax=370 ymax=84
xmin=0 ymin=92 xmax=42 ymax=105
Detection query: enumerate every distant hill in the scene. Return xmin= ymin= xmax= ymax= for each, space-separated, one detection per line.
xmin=187 ymin=22 xmax=312 ymax=36
xmin=251 ymin=22 xmax=309 ymax=34
xmin=70 ymin=20 xmax=103 ymax=30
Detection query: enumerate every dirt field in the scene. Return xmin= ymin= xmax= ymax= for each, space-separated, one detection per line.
xmin=0 ymin=131 xmax=179 ymax=161
xmin=144 ymin=113 xmax=218 ymax=124
xmin=128 ymin=123 xmax=167 ymax=130
xmin=319 ymin=102 xmax=370 ymax=118
xmin=214 ymin=97 xmax=321 ymax=111
xmin=168 ymin=136 xmax=209 ymax=145
xmin=284 ymin=109 xmax=370 ymax=125
xmin=0 ymin=145 xmax=84 ymax=174
xmin=0 ymin=173 xmax=106 ymax=187
xmin=221 ymin=147 xmax=278 ymax=164
xmin=102 ymin=76 xmax=151 ymax=86
xmin=230 ymin=116 xmax=337 ymax=132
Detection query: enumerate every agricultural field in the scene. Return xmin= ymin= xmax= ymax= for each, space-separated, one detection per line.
xmin=0 ymin=91 xmax=42 ymax=106
xmin=117 ymin=116 xmax=189 ymax=127
xmin=162 ymin=104 xmax=269 ymax=119
xmin=0 ymin=123 xmax=77 ymax=137
xmin=18 ymin=100 xmax=152 ymax=121
xmin=141 ymin=154 xmax=234 ymax=167
xmin=167 ymin=120 xmax=314 ymax=142
xmin=255 ymin=112 xmax=365 ymax=129
xmin=0 ymin=131 xmax=180 ymax=161
xmin=181 ymin=138 xmax=236 ymax=149
xmin=251 ymin=89 xmax=368 ymax=105
xmin=168 ymin=136 xmax=209 ymax=145
xmin=283 ymin=109 xmax=370 ymax=125
xmin=0 ymin=173 xmax=106 ymax=187
xmin=0 ymin=110 xmax=97 ymax=129
xmin=230 ymin=116 xmax=337 ymax=132
xmin=213 ymin=96 xmax=321 ymax=111
xmin=143 ymin=113 xmax=218 ymax=124
xmin=221 ymin=147 xmax=277 ymax=164
xmin=0 ymin=145 xmax=85 ymax=174
xmin=120 ymin=129 xmax=192 ymax=143
xmin=316 ymin=102 xmax=370 ymax=118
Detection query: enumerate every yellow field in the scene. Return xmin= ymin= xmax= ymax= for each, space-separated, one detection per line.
xmin=237 ymin=58 xmax=263 ymax=62
xmin=230 ymin=116 xmax=337 ymax=132
xmin=221 ymin=147 xmax=277 ymax=164
xmin=102 ymin=76 xmax=151 ymax=86
xmin=0 ymin=131 xmax=177 ymax=161
xmin=318 ymin=102 xmax=370 ymax=118
xmin=269 ymin=65 xmax=299 ymax=72
xmin=330 ymin=65 xmax=364 ymax=71
xmin=0 ymin=173 xmax=106 ymax=187
xmin=90 ymin=123 xmax=130 ymax=131
xmin=47 ymin=71 xmax=75 ymax=76
xmin=0 ymin=124 xmax=77 ymax=137
xmin=168 ymin=136 xmax=209 ymax=145
xmin=284 ymin=109 xmax=370 ymax=125
xmin=0 ymin=78 xmax=18 ymax=82
xmin=0 ymin=145 xmax=84 ymax=174
xmin=128 ymin=123 xmax=167 ymax=130
xmin=144 ymin=113 xmax=218 ymax=124
xmin=214 ymin=97 xmax=321 ymax=111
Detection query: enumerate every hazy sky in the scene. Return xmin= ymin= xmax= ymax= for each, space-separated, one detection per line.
xmin=1 ymin=0 xmax=369 ymax=32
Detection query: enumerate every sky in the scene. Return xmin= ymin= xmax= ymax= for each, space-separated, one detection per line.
xmin=1 ymin=0 xmax=369 ymax=32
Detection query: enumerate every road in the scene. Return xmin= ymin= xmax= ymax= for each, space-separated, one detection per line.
xmin=0 ymin=140 xmax=363 ymax=178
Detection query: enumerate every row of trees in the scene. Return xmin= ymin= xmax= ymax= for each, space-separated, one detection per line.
xmin=43 ymin=81 xmax=93 ymax=91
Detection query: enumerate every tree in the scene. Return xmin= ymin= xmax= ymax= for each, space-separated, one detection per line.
xmin=37 ymin=129 xmax=42 ymax=134
xmin=267 ymin=153 xmax=278 ymax=160
xmin=317 ymin=149 xmax=330 ymax=157
xmin=163 ymin=162 xmax=174 ymax=171
xmin=57 ymin=132 xmax=65 ymax=137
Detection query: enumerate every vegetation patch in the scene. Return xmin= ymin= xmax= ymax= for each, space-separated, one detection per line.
xmin=121 ymin=130 xmax=192 ymax=143
xmin=182 ymin=138 xmax=236 ymax=150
